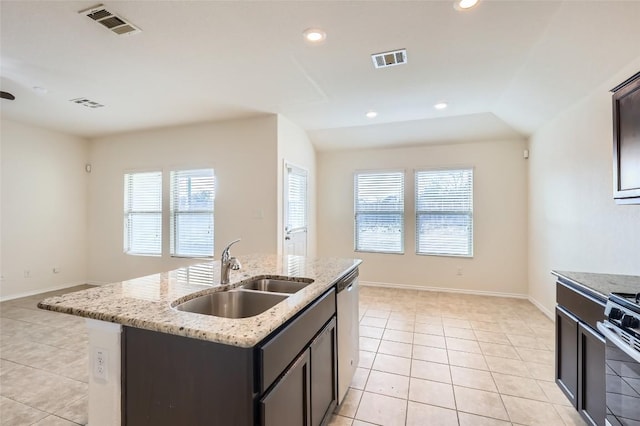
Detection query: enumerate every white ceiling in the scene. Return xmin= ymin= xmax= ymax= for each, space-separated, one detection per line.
xmin=1 ymin=1 xmax=640 ymax=151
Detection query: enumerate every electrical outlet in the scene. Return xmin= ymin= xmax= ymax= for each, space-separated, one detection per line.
xmin=456 ymin=267 xmax=463 ymax=276
xmin=93 ymin=347 xmax=108 ymax=381
xmin=24 ymin=269 xmax=30 ymax=278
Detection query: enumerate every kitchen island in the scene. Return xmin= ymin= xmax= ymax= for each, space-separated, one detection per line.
xmin=38 ymin=254 xmax=361 ymax=426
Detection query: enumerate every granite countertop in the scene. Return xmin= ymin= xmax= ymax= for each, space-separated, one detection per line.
xmin=552 ymin=270 xmax=640 ymax=302
xmin=38 ymin=254 xmax=361 ymax=348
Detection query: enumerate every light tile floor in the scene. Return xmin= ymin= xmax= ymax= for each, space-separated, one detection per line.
xmin=0 ymin=285 xmax=587 ymax=426
xmin=1 ymin=286 xmax=92 ymax=426
xmin=328 ymin=286 xmax=587 ymax=426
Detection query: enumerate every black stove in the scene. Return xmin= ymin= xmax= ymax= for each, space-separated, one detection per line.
xmin=598 ymin=292 xmax=640 ymax=426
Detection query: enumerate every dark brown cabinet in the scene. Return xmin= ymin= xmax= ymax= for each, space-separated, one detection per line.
xmin=260 ymin=317 xmax=337 ymax=426
xmin=556 ymin=305 xmax=578 ymax=406
xmin=260 ymin=349 xmax=311 ymax=426
xmin=310 ymin=318 xmax=337 ymax=426
xmin=611 ymin=71 xmax=640 ymax=204
xmin=578 ymin=322 xmax=606 ymax=426
xmin=555 ymin=280 xmax=606 ymax=426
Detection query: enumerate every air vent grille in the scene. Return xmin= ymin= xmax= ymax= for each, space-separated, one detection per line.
xmin=371 ymin=49 xmax=407 ymax=69
xmin=79 ymin=4 xmax=141 ymax=36
xmin=70 ymin=98 xmax=105 ymax=109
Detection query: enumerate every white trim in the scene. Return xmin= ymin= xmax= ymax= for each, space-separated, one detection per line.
xmin=528 ymin=295 xmax=554 ymax=320
xmin=360 ymin=280 xmax=528 ymax=299
xmin=0 ymin=281 xmax=89 ymax=302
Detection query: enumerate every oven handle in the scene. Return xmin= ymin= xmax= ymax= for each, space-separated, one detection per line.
xmin=597 ymin=321 xmax=640 ymax=363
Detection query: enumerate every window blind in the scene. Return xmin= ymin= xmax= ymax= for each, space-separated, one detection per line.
xmin=124 ymin=171 xmax=162 ymax=256
xmin=170 ymin=169 xmax=215 ymax=257
xmin=286 ymin=166 xmax=307 ymax=231
xmin=354 ymin=171 xmax=404 ymax=253
xmin=415 ymin=168 xmax=473 ymax=257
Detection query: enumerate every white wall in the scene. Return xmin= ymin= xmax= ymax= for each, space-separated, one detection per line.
xmin=1 ymin=119 xmax=89 ymax=299
xmin=317 ymin=139 xmax=529 ymax=296
xmin=87 ymin=115 xmax=279 ymax=284
xmin=277 ymin=115 xmax=317 ymax=257
xmin=528 ymin=58 xmax=640 ymax=316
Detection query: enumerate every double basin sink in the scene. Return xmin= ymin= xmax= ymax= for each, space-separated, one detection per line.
xmin=173 ymin=277 xmax=314 ymax=319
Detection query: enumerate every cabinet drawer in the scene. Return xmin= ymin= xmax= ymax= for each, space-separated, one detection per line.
xmin=556 ymin=282 xmax=605 ymax=331
xmin=260 ymin=288 xmax=336 ymax=393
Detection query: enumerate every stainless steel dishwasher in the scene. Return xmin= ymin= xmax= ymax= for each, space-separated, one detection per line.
xmin=336 ymin=269 xmax=359 ymax=404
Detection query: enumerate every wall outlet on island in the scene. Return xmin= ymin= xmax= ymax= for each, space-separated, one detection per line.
xmin=93 ymin=347 xmax=109 ymax=381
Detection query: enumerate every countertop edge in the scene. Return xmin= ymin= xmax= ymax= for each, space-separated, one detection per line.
xmin=38 ymin=257 xmax=362 ymax=348
xmin=551 ymin=270 xmax=608 ymax=304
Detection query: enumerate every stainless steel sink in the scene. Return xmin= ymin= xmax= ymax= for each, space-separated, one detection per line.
xmin=240 ymin=278 xmax=313 ymax=294
xmin=174 ymin=290 xmax=288 ymax=319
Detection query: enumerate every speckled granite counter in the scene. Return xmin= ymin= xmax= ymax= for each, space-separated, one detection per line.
xmin=38 ymin=254 xmax=361 ymax=348
xmin=552 ymin=270 xmax=640 ymax=303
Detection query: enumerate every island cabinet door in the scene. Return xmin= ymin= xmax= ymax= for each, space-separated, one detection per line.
xmin=556 ymin=305 xmax=578 ymax=407
xmin=577 ymin=322 xmax=605 ymax=426
xmin=310 ymin=317 xmax=337 ymax=426
xmin=260 ymin=348 xmax=311 ymax=426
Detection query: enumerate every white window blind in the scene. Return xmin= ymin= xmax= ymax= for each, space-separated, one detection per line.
xmin=170 ymin=169 xmax=215 ymax=257
xmin=415 ymin=168 xmax=473 ymax=257
xmin=354 ymin=171 xmax=404 ymax=253
xmin=286 ymin=166 xmax=307 ymax=231
xmin=124 ymin=171 xmax=162 ymax=256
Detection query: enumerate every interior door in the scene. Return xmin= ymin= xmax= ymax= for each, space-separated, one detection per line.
xmin=284 ymin=163 xmax=308 ymax=257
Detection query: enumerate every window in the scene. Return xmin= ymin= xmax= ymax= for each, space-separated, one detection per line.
xmin=170 ymin=169 xmax=215 ymax=257
xmin=354 ymin=171 xmax=404 ymax=253
xmin=415 ymin=168 xmax=473 ymax=257
xmin=124 ymin=171 xmax=162 ymax=256
xmin=285 ymin=165 xmax=308 ymax=232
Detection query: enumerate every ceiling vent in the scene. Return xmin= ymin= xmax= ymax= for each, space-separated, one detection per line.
xmin=70 ymin=98 xmax=105 ymax=109
xmin=79 ymin=4 xmax=141 ymax=36
xmin=371 ymin=49 xmax=407 ymax=69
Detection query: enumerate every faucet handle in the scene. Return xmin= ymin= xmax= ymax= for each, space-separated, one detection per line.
xmin=221 ymin=239 xmax=241 ymax=261
xmin=229 ymin=257 xmax=241 ymax=271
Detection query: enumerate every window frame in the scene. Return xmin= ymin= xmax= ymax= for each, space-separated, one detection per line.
xmin=169 ymin=168 xmax=215 ymax=259
xmin=353 ymin=169 xmax=405 ymax=255
xmin=415 ymin=167 xmax=474 ymax=258
xmin=123 ymin=170 xmax=163 ymax=257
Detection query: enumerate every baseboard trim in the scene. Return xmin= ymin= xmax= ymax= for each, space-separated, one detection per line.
xmin=0 ymin=281 xmax=90 ymax=302
xmin=527 ymin=295 xmax=554 ymax=320
xmin=360 ymin=280 xmax=528 ymax=299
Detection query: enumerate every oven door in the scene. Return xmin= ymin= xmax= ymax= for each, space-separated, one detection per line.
xmin=597 ymin=321 xmax=640 ymax=426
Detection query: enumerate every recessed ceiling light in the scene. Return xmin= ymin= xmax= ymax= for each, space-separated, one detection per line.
xmin=434 ymin=102 xmax=448 ymax=110
xmin=366 ymin=111 xmax=378 ymax=118
xmin=455 ymin=0 xmax=479 ymax=10
xmin=303 ymin=28 xmax=326 ymax=43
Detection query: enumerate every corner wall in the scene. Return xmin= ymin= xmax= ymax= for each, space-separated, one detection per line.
xmin=87 ymin=115 xmax=279 ymax=284
xmin=317 ymin=139 xmax=529 ymax=296
xmin=1 ymin=119 xmax=89 ymax=300
xmin=528 ymin=58 xmax=640 ymax=316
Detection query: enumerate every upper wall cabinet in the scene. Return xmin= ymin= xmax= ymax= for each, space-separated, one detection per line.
xmin=611 ymin=71 xmax=640 ymax=205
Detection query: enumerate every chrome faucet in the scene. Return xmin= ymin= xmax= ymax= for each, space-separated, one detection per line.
xmin=220 ymin=239 xmax=241 ymax=284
